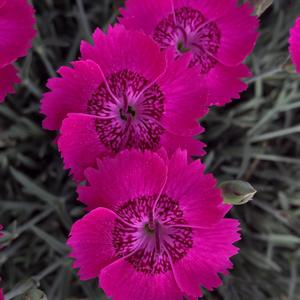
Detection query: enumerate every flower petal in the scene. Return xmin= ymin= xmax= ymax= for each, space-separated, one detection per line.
xmin=119 ymin=0 xmax=173 ymax=35
xmin=213 ymin=3 xmax=259 ymax=66
xmin=100 ymin=258 xmax=183 ymax=300
xmin=173 ymin=0 xmax=237 ymax=20
xmin=204 ymin=63 xmax=251 ymax=106
xmin=80 ymin=25 xmax=166 ymax=83
xmin=58 ymin=113 xmax=108 ymax=182
xmin=159 ymin=51 xmax=208 ymax=136
xmin=0 ymin=0 xmax=35 ymax=67
xmin=67 ymin=207 xmax=118 ymax=280
xmin=0 ymin=64 xmax=19 ymax=102
xmin=41 ymin=60 xmax=103 ymax=130
xmin=163 ymin=149 xmax=231 ymax=227
xmin=171 ymin=219 xmax=240 ymax=297
xmin=78 ymin=150 xmax=167 ymax=211
xmin=289 ymin=17 xmax=300 ymax=74
xmin=160 ymin=131 xmax=206 ymax=159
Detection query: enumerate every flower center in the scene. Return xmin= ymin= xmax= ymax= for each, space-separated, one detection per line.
xmin=112 ymin=194 xmax=193 ymax=275
xmin=120 ymin=105 xmax=136 ymax=120
xmin=177 ymin=41 xmax=191 ymax=53
xmin=87 ymin=70 xmax=165 ymax=153
xmin=153 ymin=6 xmax=221 ymax=74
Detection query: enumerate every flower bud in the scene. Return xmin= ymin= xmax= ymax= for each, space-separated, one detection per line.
xmin=24 ymin=289 xmax=47 ymax=300
xmin=282 ymin=59 xmax=297 ymax=74
xmin=220 ymin=180 xmax=256 ymax=205
xmin=250 ymin=0 xmax=273 ymax=17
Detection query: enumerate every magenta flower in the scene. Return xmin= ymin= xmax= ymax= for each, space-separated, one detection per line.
xmin=289 ymin=16 xmax=300 ymax=74
xmin=120 ymin=0 xmax=259 ymax=106
xmin=68 ymin=149 xmax=240 ymax=299
xmin=0 ymin=65 xmax=19 ymax=102
xmin=41 ymin=25 xmax=208 ymax=182
xmin=0 ymin=0 xmax=36 ymax=102
xmin=0 ymin=289 xmax=3 ymax=300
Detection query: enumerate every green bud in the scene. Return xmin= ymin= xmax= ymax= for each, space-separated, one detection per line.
xmin=282 ymin=59 xmax=297 ymax=74
xmin=24 ymin=289 xmax=47 ymax=300
xmin=250 ymin=0 xmax=273 ymax=17
xmin=219 ymin=180 xmax=256 ymax=205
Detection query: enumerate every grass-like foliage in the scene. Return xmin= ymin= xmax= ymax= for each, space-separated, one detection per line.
xmin=0 ymin=0 xmax=300 ymax=299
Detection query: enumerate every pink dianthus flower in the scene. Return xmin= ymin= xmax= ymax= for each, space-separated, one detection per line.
xmin=41 ymin=25 xmax=208 ymax=182
xmin=0 ymin=0 xmax=36 ymax=102
xmin=289 ymin=16 xmax=300 ymax=74
xmin=120 ymin=0 xmax=259 ymax=106
xmin=68 ymin=149 xmax=240 ymax=300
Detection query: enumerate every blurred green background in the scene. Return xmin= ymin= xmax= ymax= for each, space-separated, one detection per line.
xmin=1 ymin=0 xmax=300 ymax=299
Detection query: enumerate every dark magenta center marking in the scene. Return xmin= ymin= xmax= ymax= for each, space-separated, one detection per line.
xmin=87 ymin=70 xmax=165 ymax=153
xmin=112 ymin=194 xmax=193 ymax=275
xmin=153 ymin=6 xmax=221 ymax=74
